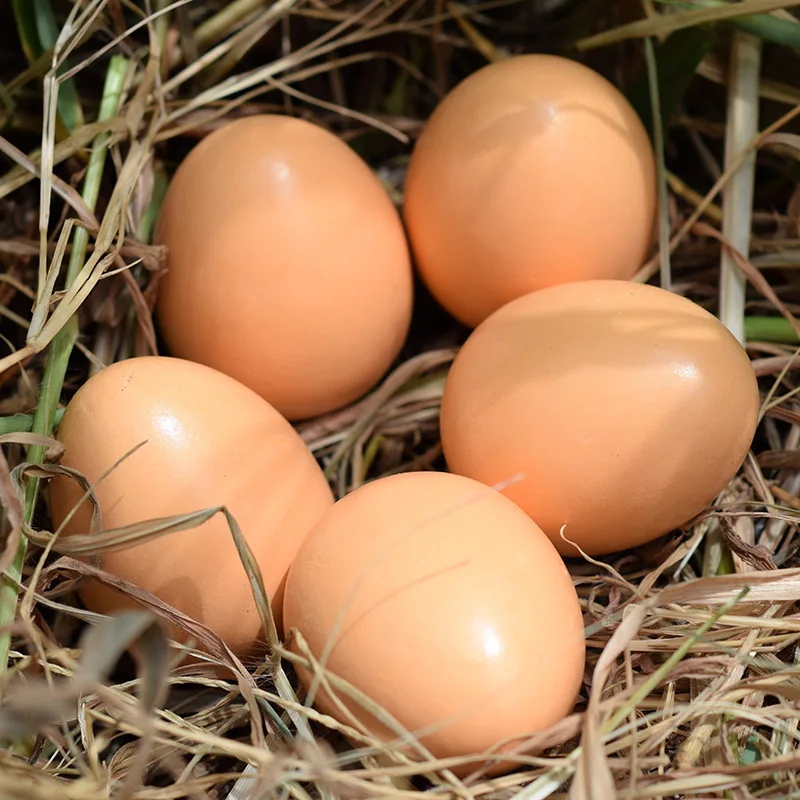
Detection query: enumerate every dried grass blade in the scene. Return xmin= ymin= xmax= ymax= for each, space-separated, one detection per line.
xmin=0 ymin=448 xmax=22 ymax=576
xmin=27 ymin=506 xmax=224 ymax=556
xmin=77 ymin=610 xmax=167 ymax=693
xmin=324 ymin=349 xmax=455 ymax=482
xmin=46 ymin=555 xmax=242 ymax=669
xmin=27 ymin=219 xmax=74 ymax=340
xmin=0 ymin=111 xmax=126 ymax=199
xmin=11 ymin=0 xmax=84 ymax=132
xmin=572 ymin=606 xmax=646 ymax=800
xmin=57 ymin=0 xmax=194 ymax=84
xmin=657 ymin=565 xmax=800 ymax=604
xmin=196 ymin=0 xmax=301 ymax=89
xmin=696 ymin=222 xmax=800 ymax=340
xmin=0 ymin=433 xmax=62 ymax=459
xmin=163 ymin=0 xmax=390 ymax=123
xmin=0 ymin=136 xmax=97 ymax=231
xmin=86 ymin=614 xmax=169 ymax=800
xmin=220 ymin=508 xmax=278 ymax=655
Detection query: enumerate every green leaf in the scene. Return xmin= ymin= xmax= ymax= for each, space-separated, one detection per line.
xmin=0 ymin=409 xmax=65 ymax=436
xmin=32 ymin=0 xmax=60 ymax=55
xmin=733 ymin=11 xmax=800 ymax=46
xmin=12 ymin=0 xmax=40 ymax=63
xmin=740 ymin=734 xmax=762 ymax=765
xmin=627 ymin=26 xmax=718 ymax=141
xmin=11 ymin=0 xmax=83 ymax=133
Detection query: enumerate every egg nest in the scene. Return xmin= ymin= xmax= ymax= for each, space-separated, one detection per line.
xmin=2 ymin=2 xmax=800 ymax=799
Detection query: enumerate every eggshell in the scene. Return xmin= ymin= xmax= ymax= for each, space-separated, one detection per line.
xmin=403 ymin=54 xmax=656 ymax=327
xmin=283 ymin=471 xmax=585 ymax=773
xmin=48 ymin=356 xmax=334 ymax=655
xmin=155 ymin=114 xmax=414 ymax=421
xmin=440 ymin=280 xmax=760 ymax=556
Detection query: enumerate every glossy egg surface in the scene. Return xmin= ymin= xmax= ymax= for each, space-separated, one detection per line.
xmin=156 ymin=114 xmax=414 ymax=420
xmin=283 ymin=471 xmax=585 ymax=771
xmin=440 ymin=280 xmax=760 ymax=555
xmin=404 ymin=55 xmax=656 ymax=327
xmin=49 ymin=356 xmax=334 ymax=654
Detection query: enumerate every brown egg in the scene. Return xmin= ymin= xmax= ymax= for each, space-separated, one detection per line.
xmin=403 ymin=55 xmax=656 ymax=327
xmin=440 ymin=281 xmax=760 ymax=555
xmin=49 ymin=356 xmax=334 ymax=655
xmin=283 ymin=471 xmax=585 ymax=773
xmin=156 ymin=115 xmax=414 ymax=421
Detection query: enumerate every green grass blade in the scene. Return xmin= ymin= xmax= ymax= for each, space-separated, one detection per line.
xmin=626 ymin=26 xmax=717 ymax=139
xmin=732 ymin=10 xmax=800 ymax=46
xmin=138 ymin=166 xmax=168 ymax=244
xmin=656 ymin=0 xmax=800 ymax=47
xmin=577 ymin=0 xmax=799 ymax=50
xmin=0 ymin=410 xmax=65 ymax=437
xmin=12 ymin=0 xmax=83 ymax=132
xmin=12 ymin=0 xmax=40 ymax=63
xmin=645 ymin=36 xmax=673 ymax=291
xmin=0 ymin=55 xmax=129 ymax=676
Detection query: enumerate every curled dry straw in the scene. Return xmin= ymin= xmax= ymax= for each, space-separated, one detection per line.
xmin=2 ymin=1 xmax=800 ymax=798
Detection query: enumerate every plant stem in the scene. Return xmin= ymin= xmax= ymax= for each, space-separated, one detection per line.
xmin=0 ymin=55 xmax=129 ymax=676
xmin=703 ymin=30 xmax=761 ymax=584
xmin=644 ymin=36 xmax=671 ymax=291
xmin=719 ymin=30 xmax=762 ymax=343
xmin=744 ymin=315 xmax=800 ymax=343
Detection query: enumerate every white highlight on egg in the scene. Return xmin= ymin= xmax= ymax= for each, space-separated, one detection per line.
xmin=674 ymin=363 xmax=699 ymax=381
xmin=479 ymin=625 xmax=504 ymax=660
xmin=153 ymin=410 xmax=185 ymax=445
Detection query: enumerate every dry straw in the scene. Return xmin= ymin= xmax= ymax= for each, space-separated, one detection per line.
xmin=2 ymin=1 xmax=800 ymax=798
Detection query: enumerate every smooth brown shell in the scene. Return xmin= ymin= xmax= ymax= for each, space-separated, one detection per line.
xmin=283 ymin=471 xmax=585 ymax=774
xmin=439 ymin=280 xmax=760 ymax=555
xmin=49 ymin=356 xmax=334 ymax=655
xmin=156 ymin=114 xmax=414 ymax=421
xmin=404 ymin=54 xmax=656 ymax=327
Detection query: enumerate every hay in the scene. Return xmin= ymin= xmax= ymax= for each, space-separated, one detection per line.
xmin=1 ymin=1 xmax=800 ymax=798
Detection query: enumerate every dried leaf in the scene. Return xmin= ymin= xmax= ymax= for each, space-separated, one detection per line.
xmin=0 ymin=611 xmax=167 ymax=752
